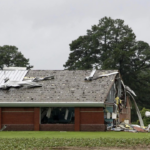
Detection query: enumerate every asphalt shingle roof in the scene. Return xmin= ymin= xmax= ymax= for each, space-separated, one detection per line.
xmin=0 ymin=70 xmax=118 ymax=103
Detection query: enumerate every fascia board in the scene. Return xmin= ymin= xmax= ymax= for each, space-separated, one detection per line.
xmin=0 ymin=102 xmax=105 ymax=107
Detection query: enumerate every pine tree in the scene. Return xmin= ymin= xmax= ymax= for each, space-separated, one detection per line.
xmin=64 ymin=16 xmax=150 ymax=107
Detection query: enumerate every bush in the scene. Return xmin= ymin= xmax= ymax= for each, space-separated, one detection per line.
xmin=140 ymin=108 xmax=150 ymax=126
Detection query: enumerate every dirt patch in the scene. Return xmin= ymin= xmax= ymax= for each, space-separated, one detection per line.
xmin=49 ymin=147 xmax=150 ymax=150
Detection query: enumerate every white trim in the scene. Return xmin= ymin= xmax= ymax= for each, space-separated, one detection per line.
xmin=0 ymin=102 xmax=105 ymax=107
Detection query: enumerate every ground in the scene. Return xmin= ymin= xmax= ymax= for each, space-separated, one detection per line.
xmin=51 ymin=147 xmax=150 ymax=150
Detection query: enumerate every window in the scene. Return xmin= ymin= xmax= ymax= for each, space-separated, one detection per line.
xmin=41 ymin=107 xmax=74 ymax=124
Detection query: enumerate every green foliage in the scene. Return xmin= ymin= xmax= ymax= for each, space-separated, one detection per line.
xmin=64 ymin=16 xmax=150 ymax=108
xmin=140 ymin=107 xmax=150 ymax=126
xmin=0 ymin=45 xmax=33 ymax=69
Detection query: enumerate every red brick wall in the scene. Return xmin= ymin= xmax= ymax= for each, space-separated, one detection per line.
xmin=34 ymin=108 xmax=40 ymax=131
xmin=80 ymin=108 xmax=104 ymax=124
xmin=1 ymin=107 xmax=34 ymax=124
xmin=0 ymin=107 xmax=40 ymax=131
xmin=81 ymin=124 xmax=106 ymax=131
xmin=40 ymin=124 xmax=74 ymax=131
xmin=0 ymin=108 xmax=1 ymax=129
xmin=119 ymin=96 xmax=131 ymax=123
xmin=1 ymin=124 xmax=34 ymax=131
xmin=0 ymin=107 xmax=105 ymax=131
xmin=74 ymin=107 xmax=80 ymax=131
xmin=74 ymin=107 xmax=105 ymax=131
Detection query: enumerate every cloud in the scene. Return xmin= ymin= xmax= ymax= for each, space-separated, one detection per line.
xmin=0 ymin=0 xmax=150 ymax=69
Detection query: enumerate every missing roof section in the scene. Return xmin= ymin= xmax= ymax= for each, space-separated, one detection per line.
xmin=0 ymin=67 xmax=55 ymax=89
xmin=3 ymin=67 xmax=27 ymax=71
xmin=0 ymin=68 xmax=28 ymax=86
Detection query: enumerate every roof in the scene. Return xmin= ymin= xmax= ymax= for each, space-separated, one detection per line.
xmin=0 ymin=70 xmax=28 ymax=85
xmin=0 ymin=70 xmax=118 ymax=107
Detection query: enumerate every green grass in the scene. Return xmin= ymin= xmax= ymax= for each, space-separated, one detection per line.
xmin=0 ymin=131 xmax=150 ymax=139
xmin=1 ymin=132 xmax=150 ymax=149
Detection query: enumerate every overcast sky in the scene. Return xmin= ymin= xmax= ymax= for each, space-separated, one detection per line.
xmin=0 ymin=0 xmax=150 ymax=70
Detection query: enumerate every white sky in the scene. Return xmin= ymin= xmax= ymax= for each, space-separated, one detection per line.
xmin=0 ymin=0 xmax=150 ymax=70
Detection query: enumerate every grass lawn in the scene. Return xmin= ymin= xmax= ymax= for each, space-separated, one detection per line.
xmin=0 ymin=131 xmax=150 ymax=139
xmin=1 ymin=131 xmax=150 ymax=149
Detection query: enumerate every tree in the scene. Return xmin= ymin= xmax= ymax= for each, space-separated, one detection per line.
xmin=64 ymin=16 xmax=150 ymax=108
xmin=0 ymin=45 xmax=33 ymax=69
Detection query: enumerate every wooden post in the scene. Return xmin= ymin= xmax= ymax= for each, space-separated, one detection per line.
xmin=74 ymin=107 xmax=80 ymax=131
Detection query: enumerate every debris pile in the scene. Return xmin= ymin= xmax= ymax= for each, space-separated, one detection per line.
xmin=108 ymin=122 xmax=150 ymax=132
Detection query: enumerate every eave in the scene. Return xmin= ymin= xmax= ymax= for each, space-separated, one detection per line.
xmin=0 ymin=102 xmax=105 ymax=107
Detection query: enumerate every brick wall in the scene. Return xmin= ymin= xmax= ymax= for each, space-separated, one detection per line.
xmin=2 ymin=124 xmax=34 ymax=131
xmin=74 ymin=107 xmax=105 ymax=131
xmin=40 ymin=124 xmax=74 ymax=131
xmin=1 ymin=107 xmax=34 ymax=124
xmin=74 ymin=107 xmax=80 ymax=131
xmin=0 ymin=107 xmax=105 ymax=131
xmin=34 ymin=108 xmax=40 ymax=131
xmin=0 ymin=108 xmax=1 ymax=129
xmin=81 ymin=124 xmax=106 ymax=131
xmin=80 ymin=108 xmax=104 ymax=124
xmin=119 ymin=96 xmax=131 ymax=123
xmin=0 ymin=107 xmax=40 ymax=131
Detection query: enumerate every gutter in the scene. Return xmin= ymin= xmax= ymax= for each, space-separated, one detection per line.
xmin=0 ymin=102 xmax=105 ymax=107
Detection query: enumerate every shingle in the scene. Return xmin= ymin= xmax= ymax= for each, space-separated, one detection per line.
xmin=0 ymin=70 xmax=118 ymax=103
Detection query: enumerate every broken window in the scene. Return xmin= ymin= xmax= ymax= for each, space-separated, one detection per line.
xmin=41 ymin=107 xmax=74 ymax=124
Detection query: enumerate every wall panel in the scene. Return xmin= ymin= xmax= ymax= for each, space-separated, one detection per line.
xmin=1 ymin=107 xmax=34 ymax=125
xmin=80 ymin=107 xmax=104 ymax=124
xmin=34 ymin=108 xmax=40 ymax=131
xmin=74 ymin=107 xmax=80 ymax=131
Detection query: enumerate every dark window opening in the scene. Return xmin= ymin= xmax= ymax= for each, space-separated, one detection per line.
xmin=41 ymin=107 xmax=74 ymax=124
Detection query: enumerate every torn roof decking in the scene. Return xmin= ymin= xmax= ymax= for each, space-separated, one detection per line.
xmin=0 ymin=70 xmax=118 ymax=107
xmin=0 ymin=70 xmax=28 ymax=85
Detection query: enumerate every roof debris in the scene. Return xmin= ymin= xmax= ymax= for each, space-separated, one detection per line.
xmin=0 ymin=70 xmax=28 ymax=85
xmin=85 ymin=69 xmax=96 ymax=81
xmin=125 ymin=85 xmax=136 ymax=97
xmin=93 ymin=71 xmax=118 ymax=80
xmin=108 ymin=121 xmax=149 ymax=132
xmin=85 ymin=70 xmax=118 ymax=81
xmin=0 ymin=75 xmax=54 ymax=89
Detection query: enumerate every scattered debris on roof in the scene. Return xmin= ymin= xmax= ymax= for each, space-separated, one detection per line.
xmin=93 ymin=71 xmax=118 ymax=80
xmin=0 ymin=75 xmax=54 ymax=89
xmin=0 ymin=69 xmax=28 ymax=85
xmin=85 ymin=70 xmax=118 ymax=81
xmin=0 ymin=67 xmax=55 ymax=90
xmin=85 ymin=69 xmax=96 ymax=81
xmin=3 ymin=67 xmax=27 ymax=70
xmin=0 ymin=70 xmax=118 ymax=103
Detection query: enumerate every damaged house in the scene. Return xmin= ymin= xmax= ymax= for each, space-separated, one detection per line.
xmin=0 ymin=67 xmax=131 ymax=131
